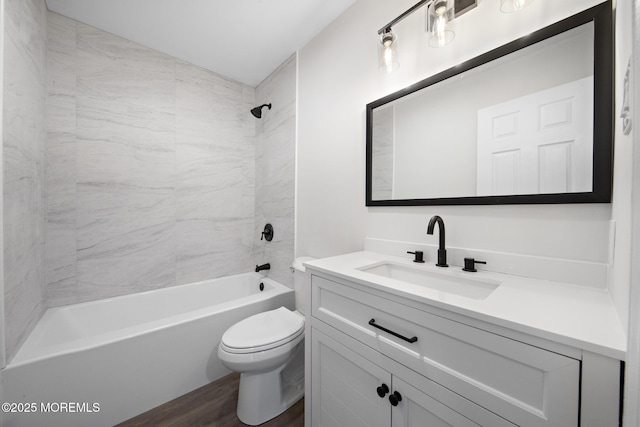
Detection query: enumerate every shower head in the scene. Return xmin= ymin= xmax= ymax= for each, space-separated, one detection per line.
xmin=251 ymin=103 xmax=272 ymax=119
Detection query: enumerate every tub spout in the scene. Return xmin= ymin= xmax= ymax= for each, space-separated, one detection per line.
xmin=255 ymin=263 xmax=271 ymax=273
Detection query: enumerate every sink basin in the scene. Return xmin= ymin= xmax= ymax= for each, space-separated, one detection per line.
xmin=357 ymin=261 xmax=499 ymax=300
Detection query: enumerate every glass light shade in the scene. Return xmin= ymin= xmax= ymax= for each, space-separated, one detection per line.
xmin=500 ymin=0 xmax=535 ymax=13
xmin=378 ymin=31 xmax=399 ymax=73
xmin=427 ymin=0 xmax=455 ymax=48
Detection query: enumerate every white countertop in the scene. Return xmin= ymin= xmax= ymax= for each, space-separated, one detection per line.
xmin=305 ymin=251 xmax=627 ymax=360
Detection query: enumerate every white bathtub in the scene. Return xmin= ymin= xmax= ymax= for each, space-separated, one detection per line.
xmin=3 ymin=273 xmax=294 ymax=427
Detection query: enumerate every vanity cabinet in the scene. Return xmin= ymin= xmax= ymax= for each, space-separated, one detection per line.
xmin=311 ymin=326 xmax=390 ymax=427
xmin=312 ymin=324 xmax=515 ymax=427
xmin=309 ymin=272 xmax=620 ymax=427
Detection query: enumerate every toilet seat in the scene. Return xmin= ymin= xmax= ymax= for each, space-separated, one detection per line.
xmin=221 ymin=307 xmax=304 ymax=354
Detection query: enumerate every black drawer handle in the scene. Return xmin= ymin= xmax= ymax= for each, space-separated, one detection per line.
xmin=369 ymin=319 xmax=418 ymax=343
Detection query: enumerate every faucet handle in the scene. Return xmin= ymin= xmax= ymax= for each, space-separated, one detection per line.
xmin=407 ymin=251 xmax=425 ymax=263
xmin=261 ymin=223 xmax=274 ymax=241
xmin=462 ymin=257 xmax=486 ymax=272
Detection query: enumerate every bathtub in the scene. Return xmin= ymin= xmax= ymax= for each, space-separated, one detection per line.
xmin=2 ymin=273 xmax=294 ymax=427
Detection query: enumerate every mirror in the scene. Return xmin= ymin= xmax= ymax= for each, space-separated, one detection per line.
xmin=366 ymin=2 xmax=612 ymax=206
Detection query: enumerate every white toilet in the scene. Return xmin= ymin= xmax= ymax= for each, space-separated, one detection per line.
xmin=218 ymin=257 xmax=314 ymax=425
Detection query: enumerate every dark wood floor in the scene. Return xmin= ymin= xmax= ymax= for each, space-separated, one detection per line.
xmin=116 ymin=373 xmax=304 ymax=427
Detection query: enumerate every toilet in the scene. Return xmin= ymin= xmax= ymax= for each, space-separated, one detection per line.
xmin=218 ymin=257 xmax=314 ymax=425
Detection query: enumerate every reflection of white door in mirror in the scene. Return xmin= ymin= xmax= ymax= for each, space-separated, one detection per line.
xmin=477 ymin=76 xmax=593 ymax=196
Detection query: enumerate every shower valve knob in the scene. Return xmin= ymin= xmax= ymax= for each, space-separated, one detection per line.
xmin=261 ymin=223 xmax=274 ymax=242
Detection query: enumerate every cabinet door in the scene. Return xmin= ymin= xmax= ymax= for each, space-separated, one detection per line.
xmin=391 ymin=377 xmax=481 ymax=427
xmin=311 ymin=328 xmax=391 ymax=427
xmin=391 ymin=376 xmax=515 ymax=427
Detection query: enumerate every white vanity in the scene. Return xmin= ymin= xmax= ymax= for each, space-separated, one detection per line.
xmin=304 ymin=251 xmax=625 ymax=427
xmin=306 ymin=1 xmax=620 ymax=425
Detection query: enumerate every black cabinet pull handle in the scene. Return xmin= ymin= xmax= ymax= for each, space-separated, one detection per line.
xmin=369 ymin=319 xmax=418 ymax=343
xmin=376 ymin=383 xmax=389 ymax=398
xmin=389 ymin=391 xmax=402 ymax=406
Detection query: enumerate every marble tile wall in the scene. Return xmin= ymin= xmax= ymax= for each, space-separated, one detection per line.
xmin=174 ymin=61 xmax=256 ymax=286
xmin=3 ymin=0 xmax=48 ymax=361
xmin=45 ymin=12 xmax=76 ymax=306
xmin=254 ymin=55 xmax=296 ymax=287
xmin=45 ymin=13 xmax=258 ymax=307
xmin=74 ymin=22 xmax=177 ymax=302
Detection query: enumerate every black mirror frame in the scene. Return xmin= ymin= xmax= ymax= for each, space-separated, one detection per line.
xmin=366 ymin=1 xmax=613 ymax=206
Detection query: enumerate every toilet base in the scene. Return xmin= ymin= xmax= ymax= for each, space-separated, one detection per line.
xmin=236 ymin=342 xmax=304 ymax=425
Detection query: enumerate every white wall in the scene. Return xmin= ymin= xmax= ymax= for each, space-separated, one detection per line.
xmin=609 ymin=0 xmax=634 ymax=343
xmin=298 ymin=0 xmax=636 ymax=417
xmin=297 ymin=0 xmax=636 ymax=351
xmin=624 ymin=0 xmax=640 ymax=423
xmin=297 ymin=0 xmax=612 ymax=261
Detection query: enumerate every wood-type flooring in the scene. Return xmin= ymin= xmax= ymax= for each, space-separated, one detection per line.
xmin=116 ymin=373 xmax=304 ymax=427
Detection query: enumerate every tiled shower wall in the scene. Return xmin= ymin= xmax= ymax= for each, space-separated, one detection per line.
xmin=253 ymin=55 xmax=296 ymax=287
xmin=3 ymin=6 xmax=296 ymax=360
xmin=3 ymin=0 xmax=48 ymax=362
xmin=45 ymin=12 xmax=259 ymax=307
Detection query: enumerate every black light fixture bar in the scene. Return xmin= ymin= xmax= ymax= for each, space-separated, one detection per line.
xmin=377 ymin=0 xmax=477 ymax=35
xmin=377 ymin=0 xmax=429 ymax=35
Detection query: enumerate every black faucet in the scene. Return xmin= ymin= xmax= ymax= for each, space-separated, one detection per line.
xmin=427 ymin=215 xmax=448 ymax=267
xmin=255 ymin=263 xmax=271 ymax=273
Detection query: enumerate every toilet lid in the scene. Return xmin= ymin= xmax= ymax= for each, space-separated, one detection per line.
xmin=221 ymin=307 xmax=304 ymax=353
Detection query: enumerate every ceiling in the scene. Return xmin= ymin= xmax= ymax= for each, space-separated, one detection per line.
xmin=45 ymin=0 xmax=356 ymax=87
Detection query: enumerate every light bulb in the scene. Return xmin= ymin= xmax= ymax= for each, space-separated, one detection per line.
xmin=378 ymin=30 xmax=399 ymax=73
xmin=432 ymin=15 xmax=449 ymax=47
xmin=427 ymin=0 xmax=454 ymax=48
xmin=433 ymin=0 xmax=448 ymax=15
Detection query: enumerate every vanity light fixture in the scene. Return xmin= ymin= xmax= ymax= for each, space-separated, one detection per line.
xmin=500 ymin=0 xmax=535 ymax=13
xmin=377 ymin=0 xmax=462 ymax=73
xmin=377 ymin=0 xmax=427 ymax=73
xmin=378 ymin=28 xmax=399 ymax=73
xmin=378 ymin=0 xmax=532 ymax=72
xmin=427 ymin=0 xmax=455 ymax=48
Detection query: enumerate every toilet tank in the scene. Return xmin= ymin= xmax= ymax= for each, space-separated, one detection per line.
xmin=291 ymin=257 xmax=315 ymax=316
